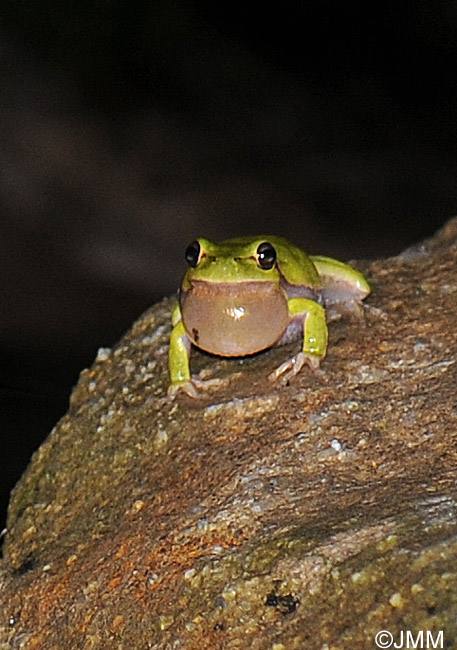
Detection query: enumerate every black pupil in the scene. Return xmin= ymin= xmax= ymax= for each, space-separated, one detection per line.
xmin=257 ymin=242 xmax=276 ymax=269
xmin=185 ymin=241 xmax=201 ymax=267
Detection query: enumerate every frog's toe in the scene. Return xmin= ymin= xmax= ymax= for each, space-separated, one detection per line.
xmin=168 ymin=376 xmax=223 ymax=399
xmin=168 ymin=380 xmax=200 ymax=399
xmin=269 ymin=351 xmax=323 ymax=383
xmin=192 ymin=377 xmax=224 ymax=390
xmin=326 ymin=300 xmax=365 ymax=322
xmin=363 ymin=303 xmax=388 ymax=321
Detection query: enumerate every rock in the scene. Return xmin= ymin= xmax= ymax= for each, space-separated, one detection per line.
xmin=1 ymin=219 xmax=457 ymax=649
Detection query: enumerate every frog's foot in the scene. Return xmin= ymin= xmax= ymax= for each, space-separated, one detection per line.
xmin=268 ymin=351 xmax=323 ymax=383
xmin=363 ymin=303 xmax=388 ymax=321
xmin=168 ymin=376 xmax=223 ymax=399
xmin=325 ymin=300 xmax=365 ymax=323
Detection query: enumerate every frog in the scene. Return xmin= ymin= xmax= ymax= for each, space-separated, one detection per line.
xmin=168 ymin=235 xmax=370 ymax=397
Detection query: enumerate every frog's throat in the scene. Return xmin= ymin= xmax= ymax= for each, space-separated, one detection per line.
xmin=180 ymin=281 xmax=290 ymax=356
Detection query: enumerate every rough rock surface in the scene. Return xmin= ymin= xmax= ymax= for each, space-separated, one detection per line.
xmin=1 ymin=219 xmax=457 ymax=649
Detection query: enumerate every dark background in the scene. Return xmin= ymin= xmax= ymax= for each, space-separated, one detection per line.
xmin=2 ymin=1 xmax=457 ymax=531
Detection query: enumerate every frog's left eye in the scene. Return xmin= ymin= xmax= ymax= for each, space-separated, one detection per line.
xmin=256 ymin=242 xmax=276 ymax=270
xmin=185 ymin=241 xmax=202 ymax=267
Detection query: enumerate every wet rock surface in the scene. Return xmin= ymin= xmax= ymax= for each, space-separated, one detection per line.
xmin=1 ymin=219 xmax=457 ymax=649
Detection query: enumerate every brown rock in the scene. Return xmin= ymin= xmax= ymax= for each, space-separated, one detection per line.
xmin=1 ymin=219 xmax=457 ymax=649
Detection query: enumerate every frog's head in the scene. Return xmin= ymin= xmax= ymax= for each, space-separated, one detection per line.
xmin=180 ymin=237 xmax=289 ymax=356
xmin=181 ymin=237 xmax=282 ymax=287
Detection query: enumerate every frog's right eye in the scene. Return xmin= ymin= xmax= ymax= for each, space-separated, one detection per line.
xmin=185 ymin=240 xmax=202 ymax=267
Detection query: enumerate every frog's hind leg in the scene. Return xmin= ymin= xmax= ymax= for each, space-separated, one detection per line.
xmin=309 ymin=255 xmax=370 ymax=322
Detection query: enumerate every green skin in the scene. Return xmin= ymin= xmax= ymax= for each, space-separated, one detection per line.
xmin=169 ymin=236 xmax=370 ymax=398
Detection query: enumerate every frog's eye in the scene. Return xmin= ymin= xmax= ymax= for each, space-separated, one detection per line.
xmin=185 ymin=241 xmax=202 ymax=267
xmin=256 ymin=242 xmax=276 ymax=270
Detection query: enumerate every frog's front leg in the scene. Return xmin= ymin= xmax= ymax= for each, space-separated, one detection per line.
xmin=168 ymin=304 xmax=196 ymax=397
xmin=269 ymin=297 xmax=328 ymax=383
xmin=168 ymin=305 xmax=222 ymax=398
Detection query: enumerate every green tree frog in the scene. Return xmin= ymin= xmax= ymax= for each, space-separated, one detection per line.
xmin=168 ymin=236 xmax=370 ymax=397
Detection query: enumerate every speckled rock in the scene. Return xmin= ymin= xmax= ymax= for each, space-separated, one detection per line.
xmin=1 ymin=219 xmax=457 ymax=649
